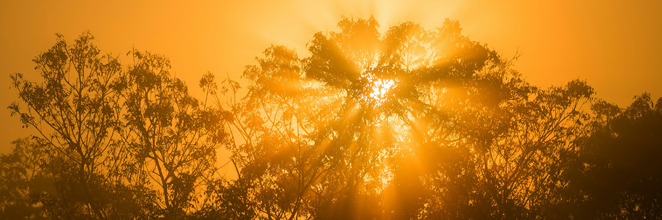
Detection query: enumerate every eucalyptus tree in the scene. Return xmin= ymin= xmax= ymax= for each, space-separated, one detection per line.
xmin=114 ymin=51 xmax=230 ymax=218
xmin=223 ymin=16 xmax=602 ymax=220
xmin=205 ymin=44 xmax=342 ymax=219
xmin=565 ymin=94 xmax=662 ymax=219
xmin=10 ymin=17 xmax=654 ymax=220
xmin=9 ymin=32 xmax=227 ymax=219
xmin=9 ymin=32 xmax=126 ymax=219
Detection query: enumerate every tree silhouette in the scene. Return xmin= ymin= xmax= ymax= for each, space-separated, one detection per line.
xmin=0 ymin=137 xmax=52 ymax=219
xmin=4 ymin=17 xmax=662 ymax=220
xmin=9 ymin=32 xmax=125 ymax=219
xmin=218 ymin=16 xmax=632 ymax=219
xmin=8 ymin=32 xmax=230 ymax=219
xmin=566 ymin=93 xmax=662 ymax=219
xmin=114 ymin=51 xmax=229 ymax=218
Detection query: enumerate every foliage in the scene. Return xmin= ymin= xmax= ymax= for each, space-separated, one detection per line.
xmin=0 ymin=137 xmax=52 ymax=219
xmin=9 ymin=31 xmax=126 ymax=219
xmin=565 ymin=93 xmax=662 ymax=219
xmin=4 ymin=17 xmax=662 ymax=219
xmin=114 ymin=50 xmax=229 ymax=217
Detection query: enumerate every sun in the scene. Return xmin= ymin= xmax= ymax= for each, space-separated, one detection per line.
xmin=361 ymin=72 xmax=396 ymax=107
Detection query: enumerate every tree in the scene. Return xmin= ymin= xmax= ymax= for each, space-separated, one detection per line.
xmin=7 ymin=17 xmax=662 ymax=220
xmin=9 ymin=31 xmax=125 ymax=219
xmin=223 ymin=16 xmax=603 ymax=220
xmin=0 ymin=137 xmax=53 ymax=220
xmin=114 ymin=51 xmax=229 ymax=218
xmin=214 ymin=44 xmax=341 ymax=219
xmin=9 ymin=31 xmax=227 ymax=219
xmin=567 ymin=93 xmax=662 ymax=219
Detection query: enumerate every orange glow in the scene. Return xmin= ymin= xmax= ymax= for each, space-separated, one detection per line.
xmin=3 ymin=1 xmax=662 ymax=219
xmin=2 ymin=0 xmax=662 ymax=154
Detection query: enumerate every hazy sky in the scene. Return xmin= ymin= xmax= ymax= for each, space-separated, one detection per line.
xmin=1 ymin=0 xmax=662 ymax=154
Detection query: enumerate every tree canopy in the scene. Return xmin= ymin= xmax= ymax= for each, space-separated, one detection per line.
xmin=3 ymin=16 xmax=662 ymax=220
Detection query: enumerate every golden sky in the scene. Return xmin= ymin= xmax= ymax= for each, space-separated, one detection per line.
xmin=1 ymin=0 xmax=662 ymax=153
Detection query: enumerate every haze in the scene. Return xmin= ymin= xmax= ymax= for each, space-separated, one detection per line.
xmin=1 ymin=0 xmax=662 ymax=153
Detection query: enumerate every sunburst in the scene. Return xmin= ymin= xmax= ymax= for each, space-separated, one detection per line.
xmin=361 ymin=72 xmax=396 ymax=107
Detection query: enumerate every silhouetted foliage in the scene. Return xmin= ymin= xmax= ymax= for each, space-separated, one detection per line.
xmin=7 ymin=31 xmax=230 ymax=219
xmin=4 ymin=17 xmax=662 ymax=219
xmin=9 ymin=31 xmax=129 ymax=219
xmin=563 ymin=93 xmax=662 ymax=219
xmin=0 ymin=137 xmax=52 ymax=219
xmin=114 ymin=50 xmax=228 ymax=218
